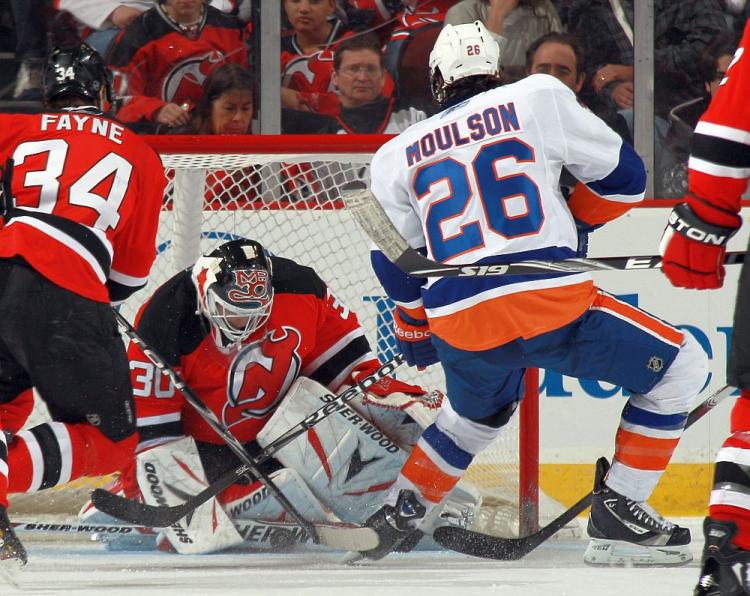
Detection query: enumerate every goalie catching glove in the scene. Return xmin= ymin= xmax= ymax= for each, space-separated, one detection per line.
xmin=660 ymin=196 xmax=741 ymax=289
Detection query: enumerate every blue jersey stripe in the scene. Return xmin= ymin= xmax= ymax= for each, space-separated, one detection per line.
xmin=587 ymin=143 xmax=646 ymax=197
xmin=621 ymin=403 xmax=688 ymax=430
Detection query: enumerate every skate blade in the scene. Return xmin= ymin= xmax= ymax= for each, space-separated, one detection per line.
xmin=583 ymin=538 xmax=692 ymax=567
xmin=0 ymin=556 xmax=26 ymax=588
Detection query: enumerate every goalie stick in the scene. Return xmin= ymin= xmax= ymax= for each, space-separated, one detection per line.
xmin=12 ymin=518 xmax=363 ymax=551
xmin=105 ymin=310 xmax=382 ymax=551
xmin=341 ymin=183 xmax=745 ymax=277
xmin=92 ymin=348 xmax=404 ymax=529
xmin=431 ymin=383 xmax=735 ymax=560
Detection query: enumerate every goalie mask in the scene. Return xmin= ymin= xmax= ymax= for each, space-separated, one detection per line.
xmin=429 ymin=21 xmax=502 ymax=105
xmin=192 ymin=239 xmax=274 ymax=348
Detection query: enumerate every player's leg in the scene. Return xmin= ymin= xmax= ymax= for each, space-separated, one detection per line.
xmin=524 ymin=289 xmax=707 ymax=565
xmin=0 ymin=264 xmax=138 ymax=515
xmin=360 ymin=341 xmax=525 ymax=559
xmin=694 ymin=256 xmax=750 ymax=594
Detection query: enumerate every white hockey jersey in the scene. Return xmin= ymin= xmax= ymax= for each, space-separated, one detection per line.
xmin=370 ymin=74 xmax=646 ymax=350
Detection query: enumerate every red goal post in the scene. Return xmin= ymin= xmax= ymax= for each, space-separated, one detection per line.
xmin=13 ymin=134 xmax=542 ymax=538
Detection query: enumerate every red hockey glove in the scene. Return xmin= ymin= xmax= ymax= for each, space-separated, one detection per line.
xmin=660 ymin=200 xmax=741 ymax=290
xmin=393 ymin=308 xmax=438 ymax=369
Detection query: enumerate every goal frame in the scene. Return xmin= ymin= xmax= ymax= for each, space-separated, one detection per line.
xmin=144 ymin=133 xmax=541 ymax=534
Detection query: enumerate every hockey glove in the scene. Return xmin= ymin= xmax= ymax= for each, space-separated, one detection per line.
xmin=393 ymin=308 xmax=438 ymax=368
xmin=660 ymin=199 xmax=741 ymax=289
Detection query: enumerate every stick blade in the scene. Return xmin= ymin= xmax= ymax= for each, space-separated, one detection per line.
xmin=91 ymin=488 xmax=180 ymax=527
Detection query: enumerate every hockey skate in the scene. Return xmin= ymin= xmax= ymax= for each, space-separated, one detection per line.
xmin=360 ymin=490 xmax=426 ymax=560
xmin=0 ymin=504 xmax=27 ymax=578
xmin=695 ymin=517 xmax=750 ymax=595
xmin=583 ymin=457 xmax=692 ymax=567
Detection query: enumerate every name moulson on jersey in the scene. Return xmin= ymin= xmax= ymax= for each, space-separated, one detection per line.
xmin=405 ymin=102 xmax=520 ymax=167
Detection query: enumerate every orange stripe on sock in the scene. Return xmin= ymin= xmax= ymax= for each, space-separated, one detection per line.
xmin=401 ymin=444 xmax=460 ymax=504
xmin=614 ymin=428 xmax=680 ymax=471
xmin=594 ymin=293 xmax=684 ymax=346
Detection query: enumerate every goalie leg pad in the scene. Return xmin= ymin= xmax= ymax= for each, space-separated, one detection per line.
xmin=258 ymin=377 xmax=408 ymax=524
xmin=221 ymin=467 xmax=340 ymax=524
xmin=136 ymin=436 xmax=243 ymax=554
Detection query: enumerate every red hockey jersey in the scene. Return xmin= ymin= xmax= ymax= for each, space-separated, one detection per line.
xmin=108 ymin=4 xmax=248 ymax=123
xmin=686 ymin=20 xmax=750 ymax=214
xmin=129 ymin=256 xmax=377 ymax=446
xmin=0 ymin=108 xmax=165 ymax=303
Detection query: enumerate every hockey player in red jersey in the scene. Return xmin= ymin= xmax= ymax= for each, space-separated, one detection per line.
xmin=360 ymin=21 xmax=709 ymax=566
xmin=0 ymin=43 xmax=165 ymax=569
xmin=659 ymin=20 xmax=750 ymax=596
xmin=108 ymin=0 xmax=249 ymax=128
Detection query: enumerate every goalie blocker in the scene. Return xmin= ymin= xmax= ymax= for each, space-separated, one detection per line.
xmin=80 ymin=377 xmax=483 ymax=554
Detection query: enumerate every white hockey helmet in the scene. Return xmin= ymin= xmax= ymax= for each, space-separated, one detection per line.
xmin=429 ymin=21 xmax=502 ymax=105
xmin=192 ymin=239 xmax=274 ymax=349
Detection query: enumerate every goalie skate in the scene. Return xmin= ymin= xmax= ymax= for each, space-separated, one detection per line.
xmin=584 ymin=458 xmax=691 ymax=567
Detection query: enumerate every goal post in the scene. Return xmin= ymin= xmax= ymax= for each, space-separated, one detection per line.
xmin=11 ymin=134 xmax=545 ymax=538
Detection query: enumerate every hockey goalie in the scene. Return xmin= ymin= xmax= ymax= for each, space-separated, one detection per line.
xmin=79 ymin=238 xmax=482 ymax=554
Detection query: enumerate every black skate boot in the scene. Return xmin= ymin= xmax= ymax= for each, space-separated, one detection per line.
xmin=360 ymin=490 xmax=426 ymax=560
xmin=583 ymin=457 xmax=692 ymax=566
xmin=695 ymin=517 xmax=750 ymax=595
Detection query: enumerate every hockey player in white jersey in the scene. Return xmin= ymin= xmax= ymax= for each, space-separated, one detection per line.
xmin=359 ymin=21 xmax=709 ymax=566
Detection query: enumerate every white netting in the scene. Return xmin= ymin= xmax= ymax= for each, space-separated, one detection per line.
xmin=10 ymin=145 xmax=545 ymax=537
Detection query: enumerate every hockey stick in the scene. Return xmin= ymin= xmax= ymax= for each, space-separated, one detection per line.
xmin=12 ymin=518 xmax=356 ymax=550
xmin=106 ymin=311 xmax=381 ymax=550
xmin=341 ymin=183 xmax=745 ymax=277
xmin=431 ymin=383 xmax=736 ymax=560
xmin=92 ymin=347 xmax=403 ymax=529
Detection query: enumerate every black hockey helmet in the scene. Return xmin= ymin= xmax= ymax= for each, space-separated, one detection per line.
xmin=44 ymin=44 xmax=114 ymax=106
xmin=192 ymin=239 xmax=274 ymax=347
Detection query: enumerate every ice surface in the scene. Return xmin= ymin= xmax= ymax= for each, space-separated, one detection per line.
xmin=1 ymin=518 xmax=707 ymax=595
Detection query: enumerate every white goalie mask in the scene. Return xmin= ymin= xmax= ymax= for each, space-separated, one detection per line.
xmin=429 ymin=20 xmax=502 ymax=105
xmin=192 ymin=239 xmax=274 ymax=349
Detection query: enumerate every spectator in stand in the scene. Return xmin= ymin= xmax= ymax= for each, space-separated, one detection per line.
xmin=384 ymin=0 xmax=457 ymax=113
xmin=656 ymin=31 xmax=740 ymax=198
xmin=525 ymin=32 xmax=631 ymax=143
xmin=444 ymin=0 xmax=562 ymax=81
xmin=10 ymin=0 xmax=49 ymax=100
xmin=283 ymin=33 xmax=424 ymax=133
xmin=55 ymin=1 xmax=253 ymax=58
xmin=55 ymin=1 xmax=150 ymax=57
xmin=567 ymin=0 xmax=728 ymax=124
xmin=107 ymin=0 xmax=249 ymax=131
xmin=281 ymin=0 xmax=363 ymax=116
xmin=174 ymin=62 xmax=253 ymax=134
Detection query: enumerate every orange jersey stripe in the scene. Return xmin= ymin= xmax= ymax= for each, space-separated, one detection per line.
xmin=592 ymin=292 xmax=684 ymax=346
xmin=399 ymin=304 xmax=427 ymax=320
xmin=401 ymin=444 xmax=460 ymax=503
xmin=614 ymin=428 xmax=681 ymax=471
xmin=567 ymin=183 xmax=642 ymax=226
xmin=428 ymin=281 xmax=597 ymax=351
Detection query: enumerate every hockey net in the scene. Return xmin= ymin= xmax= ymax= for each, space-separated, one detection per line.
xmin=11 ymin=135 xmax=561 ymax=539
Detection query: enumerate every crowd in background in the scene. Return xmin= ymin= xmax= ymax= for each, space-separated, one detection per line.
xmin=0 ymin=0 xmax=748 ymax=197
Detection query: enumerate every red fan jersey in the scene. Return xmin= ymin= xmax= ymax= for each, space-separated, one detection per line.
xmin=390 ymin=0 xmax=454 ymax=41
xmin=0 ymin=108 xmax=165 ymax=303
xmin=686 ymin=20 xmax=750 ymax=215
xmin=129 ymin=256 xmax=377 ymax=446
xmin=108 ymin=4 xmax=248 ymax=123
